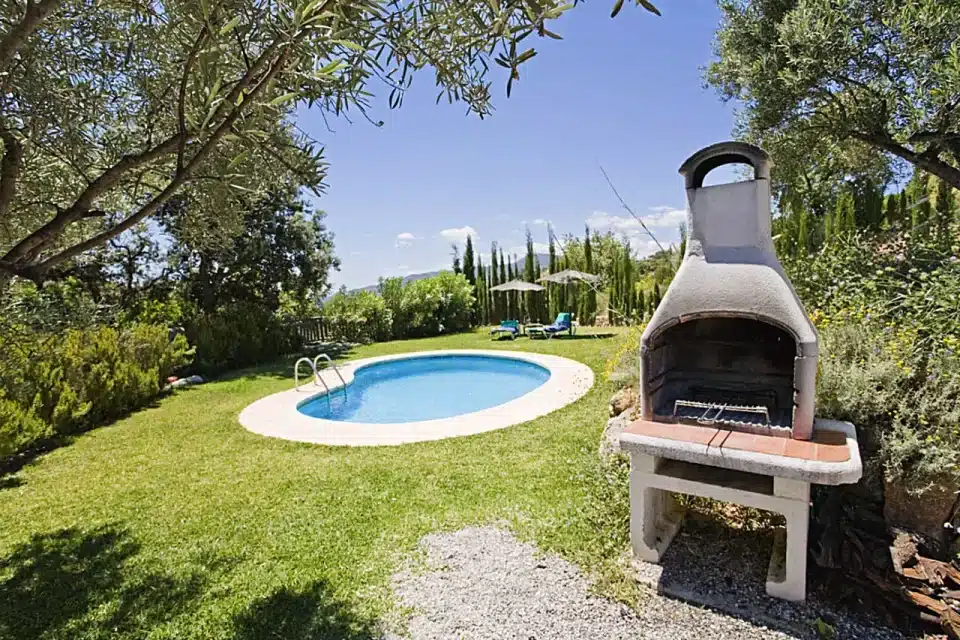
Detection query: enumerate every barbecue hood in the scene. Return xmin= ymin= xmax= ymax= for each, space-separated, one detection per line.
xmin=638 ymin=142 xmax=819 ymax=440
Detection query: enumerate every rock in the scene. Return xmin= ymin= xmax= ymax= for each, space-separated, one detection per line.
xmin=164 ymin=374 xmax=204 ymax=391
xmin=884 ymin=477 xmax=960 ymax=547
xmin=609 ymin=386 xmax=637 ymax=417
xmin=890 ymin=530 xmax=918 ymax=575
xmin=599 ymin=411 xmax=634 ymax=460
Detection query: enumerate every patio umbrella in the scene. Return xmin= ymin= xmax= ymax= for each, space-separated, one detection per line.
xmin=489 ymin=280 xmax=545 ymax=324
xmin=489 ymin=280 xmax=545 ymax=292
xmin=538 ymin=269 xmax=602 ymax=328
xmin=537 ymin=269 xmax=600 ymax=285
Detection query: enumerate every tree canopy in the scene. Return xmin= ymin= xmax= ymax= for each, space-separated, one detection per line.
xmin=707 ymin=0 xmax=960 ymax=206
xmin=0 ymin=0 xmax=658 ymax=286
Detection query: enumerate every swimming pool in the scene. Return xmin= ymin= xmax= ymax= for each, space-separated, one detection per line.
xmin=298 ymin=354 xmax=551 ymax=423
xmin=239 ymin=349 xmax=594 ymax=446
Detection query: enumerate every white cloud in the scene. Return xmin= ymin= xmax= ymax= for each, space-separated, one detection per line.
xmin=586 ymin=206 xmax=686 ymax=256
xmin=532 ymin=218 xmax=550 ymax=226
xmin=439 ymin=225 xmax=477 ymax=244
xmin=395 ymin=232 xmax=417 ymax=247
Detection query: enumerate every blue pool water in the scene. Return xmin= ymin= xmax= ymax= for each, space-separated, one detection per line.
xmin=297 ymin=354 xmax=551 ymax=423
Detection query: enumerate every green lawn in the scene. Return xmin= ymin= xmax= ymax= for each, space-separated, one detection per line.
xmin=0 ymin=329 xmax=632 ymax=640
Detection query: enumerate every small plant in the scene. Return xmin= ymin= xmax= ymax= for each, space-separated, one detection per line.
xmin=603 ymin=324 xmax=644 ymax=387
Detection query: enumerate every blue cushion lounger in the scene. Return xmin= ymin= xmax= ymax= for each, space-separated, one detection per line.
xmin=490 ymin=319 xmax=520 ymax=340
xmin=542 ymin=312 xmax=573 ymax=338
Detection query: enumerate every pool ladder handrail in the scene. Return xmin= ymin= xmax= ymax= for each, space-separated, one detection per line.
xmin=293 ymin=355 xmax=347 ymax=410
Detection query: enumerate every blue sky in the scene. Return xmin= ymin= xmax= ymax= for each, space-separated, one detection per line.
xmin=297 ymin=1 xmax=737 ymax=290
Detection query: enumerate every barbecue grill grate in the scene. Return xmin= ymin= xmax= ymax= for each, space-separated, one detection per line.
xmin=671 ymin=399 xmax=779 ymax=429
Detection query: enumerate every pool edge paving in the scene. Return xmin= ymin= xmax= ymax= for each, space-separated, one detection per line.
xmin=238 ymin=349 xmax=595 ymax=446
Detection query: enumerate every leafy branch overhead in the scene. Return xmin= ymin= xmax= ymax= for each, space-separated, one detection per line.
xmin=0 ymin=0 xmax=658 ymax=286
xmin=707 ymin=0 xmax=960 ymax=204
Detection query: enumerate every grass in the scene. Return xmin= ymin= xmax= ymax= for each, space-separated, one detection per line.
xmin=0 ymin=329 xmax=633 ymax=640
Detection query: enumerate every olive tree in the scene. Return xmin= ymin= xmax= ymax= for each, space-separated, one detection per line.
xmin=708 ymin=0 xmax=960 ymax=204
xmin=0 ymin=0 xmax=659 ymax=286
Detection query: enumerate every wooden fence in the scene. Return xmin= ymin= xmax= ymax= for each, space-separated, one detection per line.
xmin=293 ymin=316 xmax=328 ymax=344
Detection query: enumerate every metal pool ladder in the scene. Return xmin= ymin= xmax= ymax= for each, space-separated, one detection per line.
xmin=294 ymin=354 xmax=347 ymax=409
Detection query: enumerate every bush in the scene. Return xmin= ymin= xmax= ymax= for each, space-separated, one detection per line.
xmin=0 ymin=323 xmax=191 ymax=457
xmin=401 ymin=272 xmax=474 ymax=338
xmin=793 ymin=230 xmax=960 ymax=493
xmin=885 ymin=349 xmax=960 ymax=489
xmin=324 ymin=272 xmax=474 ymax=342
xmin=185 ymin=302 xmax=301 ymax=374
xmin=322 ymin=290 xmax=392 ymax=343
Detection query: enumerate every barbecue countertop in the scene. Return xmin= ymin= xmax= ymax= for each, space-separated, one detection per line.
xmin=618 ymin=418 xmax=862 ymax=486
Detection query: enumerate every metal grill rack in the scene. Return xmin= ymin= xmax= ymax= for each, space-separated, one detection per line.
xmin=672 ymin=399 xmax=773 ymax=428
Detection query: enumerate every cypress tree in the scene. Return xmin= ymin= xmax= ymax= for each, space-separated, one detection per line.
xmin=463 ymin=235 xmax=476 ymax=323
xmin=463 ymin=236 xmax=476 ymax=286
xmin=652 ymin=282 xmax=662 ymax=310
xmin=935 ymin=178 xmax=956 ymax=247
xmin=451 ymin=244 xmax=461 ymax=274
xmin=533 ymin=254 xmax=543 ymax=322
xmin=883 ymin=194 xmax=898 ymax=230
xmin=583 ymin=226 xmax=596 ymax=324
xmin=610 ymin=248 xmax=621 ymax=325
xmin=506 ymin=255 xmax=515 ymax=320
xmin=796 ymin=204 xmax=810 ymax=255
xmin=524 ymin=229 xmax=536 ymax=322
xmin=476 ymin=256 xmax=487 ymax=324
xmin=834 ymin=191 xmax=856 ymax=236
xmin=547 ymin=227 xmax=558 ymax=319
xmin=490 ymin=243 xmax=501 ymax=323
xmin=855 ymin=181 xmax=883 ymax=230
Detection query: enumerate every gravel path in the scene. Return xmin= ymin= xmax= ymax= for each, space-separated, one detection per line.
xmin=388 ymin=526 xmax=805 ymax=640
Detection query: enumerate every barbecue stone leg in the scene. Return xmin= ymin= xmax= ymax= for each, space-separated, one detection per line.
xmin=629 ymin=453 xmax=683 ymax=563
xmin=766 ymin=477 xmax=810 ymax=601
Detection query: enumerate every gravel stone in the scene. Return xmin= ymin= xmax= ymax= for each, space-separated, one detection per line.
xmin=646 ymin=515 xmax=908 ymax=640
xmin=388 ymin=526 xmax=806 ymax=639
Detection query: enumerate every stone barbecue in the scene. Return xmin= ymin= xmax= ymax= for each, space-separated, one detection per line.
xmin=618 ymin=142 xmax=862 ymax=602
xmin=639 ymin=141 xmax=818 ymax=439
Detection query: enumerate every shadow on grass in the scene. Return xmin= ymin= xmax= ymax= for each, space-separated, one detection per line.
xmin=523 ymin=332 xmax=617 ymax=341
xmin=0 ymin=525 xmax=230 ymax=639
xmin=231 ymin=581 xmax=381 ymax=640
xmin=218 ymin=342 xmax=358 ymax=384
xmin=0 ymin=475 xmax=23 ymax=490
xmin=0 ymin=393 xmax=167 ymax=484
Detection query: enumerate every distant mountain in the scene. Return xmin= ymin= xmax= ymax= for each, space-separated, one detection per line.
xmin=350 ymin=253 xmax=551 ymax=293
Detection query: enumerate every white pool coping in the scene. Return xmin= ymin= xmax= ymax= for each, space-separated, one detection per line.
xmin=238 ymin=349 xmax=595 ymax=446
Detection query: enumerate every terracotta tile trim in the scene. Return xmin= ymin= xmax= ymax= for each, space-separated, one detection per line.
xmin=624 ymin=420 xmax=850 ymax=463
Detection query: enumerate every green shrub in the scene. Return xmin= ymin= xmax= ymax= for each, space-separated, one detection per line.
xmin=0 ymin=323 xmax=191 ymax=457
xmin=323 ymin=272 xmax=474 ymax=343
xmin=0 ymin=395 xmax=51 ymax=458
xmin=401 ymin=272 xmax=474 ymax=338
xmin=781 ymin=227 xmax=960 ymax=492
xmin=323 ymin=290 xmax=392 ymax=343
xmin=884 ymin=349 xmax=960 ymax=490
xmin=185 ymin=302 xmax=301 ymax=374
